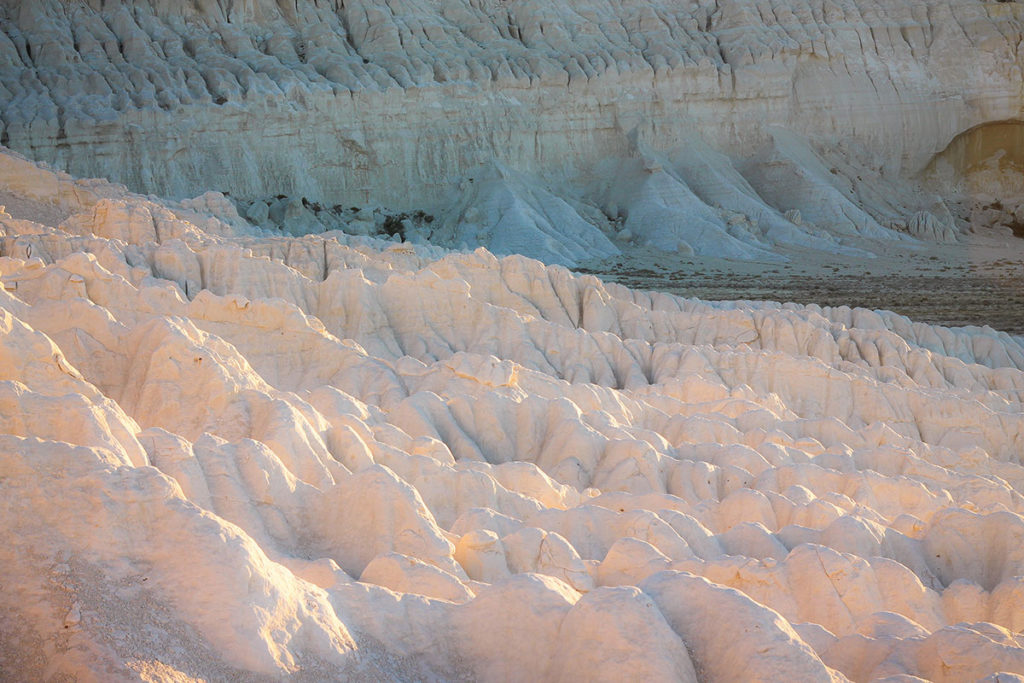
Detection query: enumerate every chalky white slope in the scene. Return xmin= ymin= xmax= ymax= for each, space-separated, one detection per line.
xmin=1 ymin=0 xmax=1021 ymax=265
xmin=4 ymin=149 xmax=1024 ymax=681
xmin=3 ymin=0 xmax=1021 ymax=204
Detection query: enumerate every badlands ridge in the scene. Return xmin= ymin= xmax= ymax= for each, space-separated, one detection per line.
xmin=2 ymin=0 xmax=1024 ymax=680
xmin=3 ymin=150 xmax=1024 ymax=679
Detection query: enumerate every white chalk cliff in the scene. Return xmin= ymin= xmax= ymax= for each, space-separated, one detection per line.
xmin=4 ymin=147 xmax=1024 ymax=680
xmin=3 ymin=0 xmax=1024 ymax=679
xmin=1 ymin=0 xmax=1022 ymax=264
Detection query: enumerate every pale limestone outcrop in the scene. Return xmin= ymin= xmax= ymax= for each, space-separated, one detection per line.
xmin=0 ymin=0 xmax=1021 ymax=263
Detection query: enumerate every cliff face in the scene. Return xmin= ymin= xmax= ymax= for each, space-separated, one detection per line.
xmin=1 ymin=0 xmax=1021 ymax=210
xmin=5 ymin=5 xmax=1024 ymax=678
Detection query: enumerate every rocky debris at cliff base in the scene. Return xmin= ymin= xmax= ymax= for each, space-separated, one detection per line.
xmin=216 ymin=129 xmax=972 ymax=268
xmin=239 ymin=195 xmax=440 ymax=244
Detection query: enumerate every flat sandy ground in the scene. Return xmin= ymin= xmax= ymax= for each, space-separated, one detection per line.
xmin=581 ymin=228 xmax=1024 ymax=336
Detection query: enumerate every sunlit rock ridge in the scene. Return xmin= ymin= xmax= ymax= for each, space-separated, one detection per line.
xmin=4 ymin=145 xmax=1024 ymax=679
xmin=4 ymin=0 xmax=1024 ymax=680
xmin=1 ymin=0 xmax=1022 ymax=264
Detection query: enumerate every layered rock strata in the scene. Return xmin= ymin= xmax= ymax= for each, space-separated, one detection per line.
xmin=0 ymin=0 xmax=1021 ymax=264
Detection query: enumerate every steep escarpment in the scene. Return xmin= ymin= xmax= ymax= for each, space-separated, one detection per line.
xmin=0 ymin=0 xmax=1021 ymax=264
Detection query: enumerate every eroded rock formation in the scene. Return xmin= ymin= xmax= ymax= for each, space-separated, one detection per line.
xmin=3 ymin=147 xmax=1024 ymax=680
xmin=0 ymin=0 xmax=1021 ymax=263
